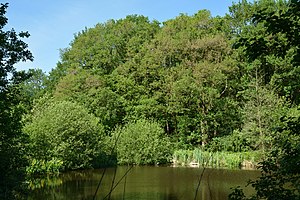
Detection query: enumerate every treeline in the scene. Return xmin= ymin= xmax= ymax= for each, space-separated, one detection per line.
xmin=24 ymin=0 xmax=299 ymax=164
xmin=1 ymin=0 xmax=299 ymax=199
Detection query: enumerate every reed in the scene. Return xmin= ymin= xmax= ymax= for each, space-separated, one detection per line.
xmin=173 ymin=149 xmax=262 ymax=169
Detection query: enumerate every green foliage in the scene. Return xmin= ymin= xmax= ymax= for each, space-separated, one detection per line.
xmin=229 ymin=187 xmax=247 ymax=200
xmin=45 ymin=61 xmax=68 ymax=92
xmin=0 ymin=3 xmax=33 ymax=199
xmin=15 ymin=4 xmax=300 ymax=200
xmin=240 ymin=86 xmax=289 ymax=151
xmin=18 ymin=68 xmax=48 ymax=111
xmin=227 ymin=1 xmax=300 ymax=199
xmin=61 ymin=15 xmax=160 ymax=75
xmin=233 ymin=0 xmax=300 ymax=103
xmin=23 ymin=98 xmax=106 ymax=170
xmin=109 ymin=11 xmax=241 ymax=147
xmin=53 ymin=69 xmax=125 ymax=132
xmin=113 ymin=119 xmax=172 ymax=165
xmin=26 ymin=158 xmax=64 ymax=176
xmin=207 ymin=130 xmax=251 ymax=152
xmin=229 ymin=108 xmax=300 ymax=200
xmin=1 ymin=0 xmax=300 ymax=199
xmin=249 ymin=112 xmax=300 ymax=199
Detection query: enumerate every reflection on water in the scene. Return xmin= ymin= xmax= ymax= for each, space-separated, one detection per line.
xmin=27 ymin=166 xmax=260 ymax=200
xmin=27 ymin=175 xmax=63 ymax=190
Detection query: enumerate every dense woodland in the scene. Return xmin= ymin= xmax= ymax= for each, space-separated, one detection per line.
xmin=1 ymin=0 xmax=300 ymax=199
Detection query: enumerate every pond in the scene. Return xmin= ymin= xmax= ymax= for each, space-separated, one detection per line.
xmin=27 ymin=166 xmax=260 ymax=200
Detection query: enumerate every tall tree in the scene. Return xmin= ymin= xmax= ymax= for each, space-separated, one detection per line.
xmin=60 ymin=15 xmax=160 ymax=75
xmin=53 ymin=69 xmax=125 ymax=132
xmin=18 ymin=68 xmax=48 ymax=110
xmin=0 ymin=3 xmax=33 ymax=199
xmin=233 ymin=0 xmax=300 ymax=103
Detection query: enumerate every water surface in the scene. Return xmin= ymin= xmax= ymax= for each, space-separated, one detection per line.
xmin=28 ymin=166 xmax=259 ymax=200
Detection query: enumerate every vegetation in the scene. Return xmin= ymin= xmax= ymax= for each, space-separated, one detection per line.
xmin=173 ymin=149 xmax=262 ymax=169
xmin=1 ymin=0 xmax=300 ymax=199
xmin=23 ymin=98 xmax=106 ymax=171
xmin=0 ymin=3 xmax=33 ymax=199
xmin=113 ymin=119 xmax=172 ymax=165
xmin=229 ymin=110 xmax=300 ymax=200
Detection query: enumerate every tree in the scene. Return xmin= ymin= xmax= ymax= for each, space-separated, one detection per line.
xmin=53 ymin=69 xmax=125 ymax=132
xmin=240 ymin=85 xmax=288 ymax=151
xmin=228 ymin=1 xmax=300 ymax=199
xmin=110 ymin=10 xmax=240 ymax=147
xmin=232 ymin=0 xmax=300 ymax=103
xmin=18 ymin=68 xmax=48 ymax=110
xmin=60 ymin=15 xmax=160 ymax=75
xmin=0 ymin=3 xmax=33 ymax=199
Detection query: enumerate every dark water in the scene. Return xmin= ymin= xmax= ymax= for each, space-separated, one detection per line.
xmin=27 ymin=166 xmax=260 ymax=200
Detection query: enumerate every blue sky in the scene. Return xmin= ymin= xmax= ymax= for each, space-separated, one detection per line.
xmin=4 ymin=0 xmax=236 ymax=73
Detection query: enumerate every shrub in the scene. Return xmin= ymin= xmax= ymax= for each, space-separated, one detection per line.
xmin=113 ymin=119 xmax=172 ymax=165
xmin=24 ymin=99 xmax=106 ymax=171
xmin=207 ymin=130 xmax=252 ymax=152
xmin=26 ymin=158 xmax=64 ymax=176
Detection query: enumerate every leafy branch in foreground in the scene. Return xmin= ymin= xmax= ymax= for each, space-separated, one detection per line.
xmin=0 ymin=3 xmax=33 ymax=199
xmin=229 ymin=108 xmax=300 ymax=200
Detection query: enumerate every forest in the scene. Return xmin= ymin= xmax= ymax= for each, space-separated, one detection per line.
xmin=0 ymin=0 xmax=299 ymax=199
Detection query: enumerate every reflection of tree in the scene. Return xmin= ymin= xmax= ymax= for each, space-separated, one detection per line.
xmin=27 ymin=175 xmax=63 ymax=190
xmin=27 ymin=169 xmax=108 ymax=200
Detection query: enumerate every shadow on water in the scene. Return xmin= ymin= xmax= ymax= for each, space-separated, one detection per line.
xmin=27 ymin=166 xmax=260 ymax=200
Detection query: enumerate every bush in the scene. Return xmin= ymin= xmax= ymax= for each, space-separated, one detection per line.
xmin=113 ymin=119 xmax=172 ymax=165
xmin=207 ymin=130 xmax=252 ymax=152
xmin=24 ymin=99 xmax=106 ymax=171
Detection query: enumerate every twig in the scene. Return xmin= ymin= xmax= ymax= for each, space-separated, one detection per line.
xmin=93 ymin=167 xmax=107 ymax=200
xmin=122 ymin=165 xmax=128 ymax=200
xmin=194 ymin=153 xmax=213 ymax=200
xmin=103 ymin=165 xmax=134 ymax=200
xmin=193 ymin=167 xmax=206 ymax=200
xmin=220 ymin=79 xmax=228 ymax=97
xmin=108 ymin=166 xmax=118 ymax=200
xmin=207 ymin=169 xmax=213 ymax=200
xmin=92 ymin=131 xmax=122 ymax=200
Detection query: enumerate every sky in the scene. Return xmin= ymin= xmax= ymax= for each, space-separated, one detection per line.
xmin=4 ymin=0 xmax=236 ymax=73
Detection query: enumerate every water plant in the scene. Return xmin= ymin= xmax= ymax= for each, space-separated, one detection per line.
xmin=173 ymin=149 xmax=262 ymax=169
